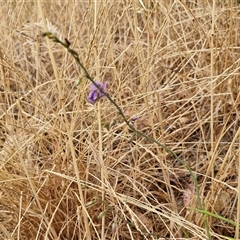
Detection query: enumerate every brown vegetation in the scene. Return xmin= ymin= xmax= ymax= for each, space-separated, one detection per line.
xmin=1 ymin=1 xmax=240 ymax=239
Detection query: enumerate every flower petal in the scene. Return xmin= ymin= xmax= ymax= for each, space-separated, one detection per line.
xmin=87 ymin=81 xmax=107 ymax=104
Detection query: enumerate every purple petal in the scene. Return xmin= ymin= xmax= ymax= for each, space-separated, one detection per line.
xmin=87 ymin=90 xmax=98 ymax=104
xmin=90 ymin=81 xmax=107 ymax=91
xmin=87 ymin=81 xmax=107 ymax=104
xmin=90 ymin=82 xmax=99 ymax=91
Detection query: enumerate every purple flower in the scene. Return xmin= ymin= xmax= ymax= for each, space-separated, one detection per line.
xmin=87 ymin=81 xmax=107 ymax=104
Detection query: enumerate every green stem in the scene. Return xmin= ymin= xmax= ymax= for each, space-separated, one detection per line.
xmin=43 ymin=32 xmax=211 ymax=238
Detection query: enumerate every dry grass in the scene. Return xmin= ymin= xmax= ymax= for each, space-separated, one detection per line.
xmin=1 ymin=1 xmax=240 ymax=239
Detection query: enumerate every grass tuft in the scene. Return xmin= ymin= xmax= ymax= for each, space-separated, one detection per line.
xmin=1 ymin=1 xmax=240 ymax=239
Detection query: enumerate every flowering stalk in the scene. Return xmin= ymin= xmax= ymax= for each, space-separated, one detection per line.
xmin=42 ymin=32 xmax=130 ymax=125
xmin=42 ymin=33 xmax=208 ymax=230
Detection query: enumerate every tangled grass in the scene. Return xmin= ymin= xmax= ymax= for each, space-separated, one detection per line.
xmin=1 ymin=1 xmax=240 ymax=239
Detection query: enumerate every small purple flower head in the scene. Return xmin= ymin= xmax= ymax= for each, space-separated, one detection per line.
xmin=87 ymin=81 xmax=107 ymax=104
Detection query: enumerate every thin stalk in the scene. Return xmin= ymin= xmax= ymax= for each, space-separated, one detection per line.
xmin=43 ymin=31 xmax=204 ymax=214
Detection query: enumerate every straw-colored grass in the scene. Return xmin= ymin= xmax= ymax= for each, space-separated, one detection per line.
xmin=1 ymin=1 xmax=240 ymax=239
